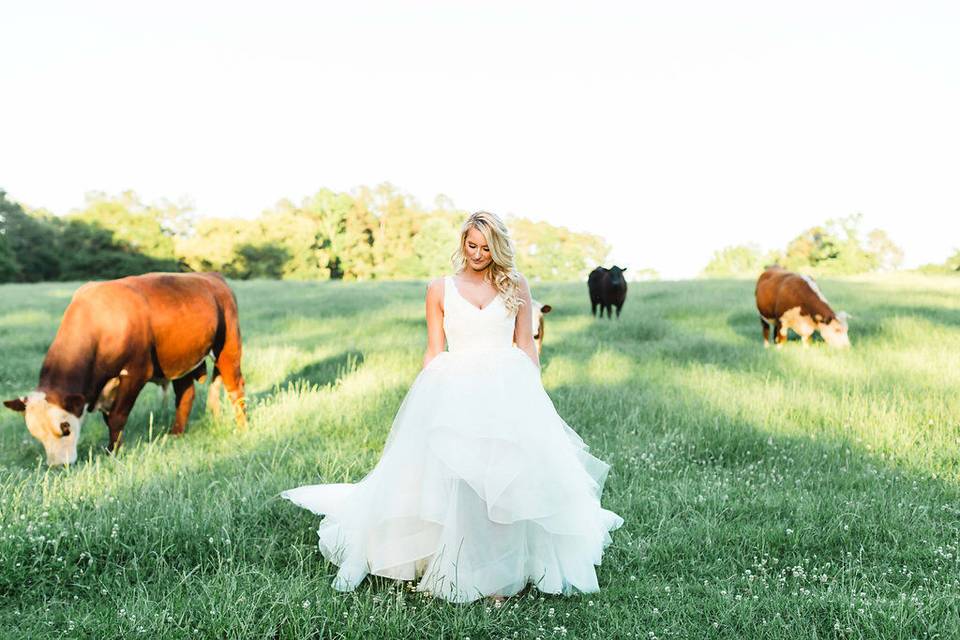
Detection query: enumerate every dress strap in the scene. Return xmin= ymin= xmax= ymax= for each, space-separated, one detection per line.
xmin=442 ymin=276 xmax=453 ymax=312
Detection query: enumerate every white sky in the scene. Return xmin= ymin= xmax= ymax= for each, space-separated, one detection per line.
xmin=2 ymin=1 xmax=958 ymax=278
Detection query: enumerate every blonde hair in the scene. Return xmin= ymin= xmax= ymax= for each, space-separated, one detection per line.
xmin=451 ymin=211 xmax=524 ymax=315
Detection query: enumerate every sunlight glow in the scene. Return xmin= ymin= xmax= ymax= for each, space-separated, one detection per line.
xmin=2 ymin=1 xmax=958 ymax=278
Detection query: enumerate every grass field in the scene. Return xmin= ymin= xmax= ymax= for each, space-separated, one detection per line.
xmin=1 ymin=274 xmax=959 ymax=639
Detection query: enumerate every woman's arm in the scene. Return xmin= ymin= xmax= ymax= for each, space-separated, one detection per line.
xmin=423 ymin=278 xmax=446 ymax=369
xmin=513 ymin=274 xmax=540 ymax=370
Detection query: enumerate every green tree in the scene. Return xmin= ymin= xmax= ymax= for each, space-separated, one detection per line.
xmin=0 ymin=191 xmax=62 ymax=281
xmin=58 ymin=220 xmax=133 ymax=280
xmin=176 ymin=217 xmax=259 ymax=275
xmin=701 ymin=244 xmax=770 ymax=277
xmin=2 ymin=184 xmax=620 ymax=283
xmin=304 ymin=190 xmax=381 ymax=281
xmin=781 ymin=214 xmax=903 ymax=275
xmin=944 ymin=249 xmax=960 ymax=272
xmin=255 ymin=204 xmax=330 ymax=281
xmin=285 ymin=189 xmax=364 ymax=280
xmin=865 ymin=228 xmax=903 ymax=271
xmin=511 ymin=217 xmax=610 ymax=281
xmin=360 ymin=183 xmax=424 ymax=279
xmin=69 ymin=191 xmax=178 ymax=262
xmin=56 ymin=191 xmax=181 ymax=279
xmin=0 ymin=232 xmax=20 ymax=282
xmin=232 ymin=243 xmax=290 ymax=279
xmin=339 ymin=198 xmax=378 ymax=280
xmin=411 ymin=213 xmax=461 ymax=278
xmin=784 ymin=226 xmax=841 ymax=270
xmin=0 ymin=194 xmax=23 ymax=281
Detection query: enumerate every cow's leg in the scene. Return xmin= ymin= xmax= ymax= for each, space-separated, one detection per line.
xmin=214 ymin=326 xmax=247 ymax=429
xmin=171 ymin=362 xmax=207 ymax=434
xmin=761 ymin=318 xmax=771 ymax=347
xmin=104 ymin=374 xmax=147 ymax=453
xmin=775 ymin=320 xmax=788 ymax=348
xmin=616 ymin=303 xmax=623 ymax=318
xmin=591 ymin=300 xmax=598 ymax=317
xmin=801 ymin=334 xmax=811 ymax=348
xmin=170 ymin=376 xmax=196 ymax=435
xmin=206 ymin=366 xmax=223 ymax=417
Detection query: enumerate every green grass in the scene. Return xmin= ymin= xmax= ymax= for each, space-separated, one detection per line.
xmin=1 ymin=274 xmax=959 ymax=639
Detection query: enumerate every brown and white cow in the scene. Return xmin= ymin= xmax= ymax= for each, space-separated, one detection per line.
xmin=530 ymin=299 xmax=552 ymax=354
xmin=4 ymin=272 xmax=246 ymax=465
xmin=755 ymin=266 xmax=850 ymax=349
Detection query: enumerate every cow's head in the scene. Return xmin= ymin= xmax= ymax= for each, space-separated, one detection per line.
xmin=4 ymin=391 xmax=87 ymax=465
xmin=608 ymin=265 xmax=627 ymax=287
xmin=818 ymin=312 xmax=851 ymax=348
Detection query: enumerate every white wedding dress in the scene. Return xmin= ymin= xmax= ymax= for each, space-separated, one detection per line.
xmin=282 ymin=276 xmax=623 ymax=603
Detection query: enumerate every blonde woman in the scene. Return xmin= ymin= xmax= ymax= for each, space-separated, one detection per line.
xmin=283 ymin=211 xmax=622 ymax=603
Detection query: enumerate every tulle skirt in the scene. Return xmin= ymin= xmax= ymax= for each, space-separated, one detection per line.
xmin=282 ymin=346 xmax=623 ymax=603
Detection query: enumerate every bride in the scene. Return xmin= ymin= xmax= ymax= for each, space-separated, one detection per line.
xmin=283 ymin=211 xmax=623 ymax=603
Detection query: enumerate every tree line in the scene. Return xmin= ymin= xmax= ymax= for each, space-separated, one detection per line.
xmin=0 ymin=185 xmax=610 ymax=283
xmin=700 ymin=214 xmax=921 ymax=277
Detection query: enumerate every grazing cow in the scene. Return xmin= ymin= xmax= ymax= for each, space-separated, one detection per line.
xmin=588 ymin=266 xmax=628 ymax=318
xmin=530 ymin=299 xmax=553 ymax=353
xmin=755 ymin=266 xmax=850 ymax=348
xmin=512 ymin=298 xmax=552 ymax=354
xmin=3 ymin=272 xmax=246 ymax=465
xmin=588 ymin=267 xmax=606 ymax=316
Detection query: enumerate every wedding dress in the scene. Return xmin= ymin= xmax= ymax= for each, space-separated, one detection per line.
xmin=282 ymin=275 xmax=623 ymax=603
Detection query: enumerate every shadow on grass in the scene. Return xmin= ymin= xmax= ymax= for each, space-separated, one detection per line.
xmin=6 ymin=281 xmax=960 ymax=637
xmin=549 ymin=363 xmax=960 ymax=590
xmin=85 ymin=348 xmax=375 ymax=452
xmin=878 ymin=303 xmax=960 ymax=330
xmin=278 ymin=350 xmax=366 ymax=391
xmin=233 ymin=280 xmax=426 ymax=324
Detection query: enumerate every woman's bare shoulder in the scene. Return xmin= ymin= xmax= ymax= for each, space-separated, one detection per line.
xmin=426 ymin=277 xmax=447 ymax=299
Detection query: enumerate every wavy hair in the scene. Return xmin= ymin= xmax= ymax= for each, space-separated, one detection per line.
xmin=451 ymin=211 xmax=524 ymax=315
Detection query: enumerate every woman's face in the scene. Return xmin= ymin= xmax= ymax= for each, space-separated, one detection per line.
xmin=464 ymin=226 xmax=493 ymax=272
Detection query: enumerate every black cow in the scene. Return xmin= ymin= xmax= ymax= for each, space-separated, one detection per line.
xmin=588 ymin=266 xmax=628 ymax=318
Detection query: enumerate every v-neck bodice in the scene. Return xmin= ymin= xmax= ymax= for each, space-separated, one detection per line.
xmin=443 ymin=276 xmax=516 ymax=352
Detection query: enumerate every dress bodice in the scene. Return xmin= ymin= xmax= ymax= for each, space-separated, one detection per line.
xmin=443 ymin=276 xmax=516 ymax=353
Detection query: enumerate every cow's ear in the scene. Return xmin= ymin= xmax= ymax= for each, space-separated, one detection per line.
xmin=622 ymin=267 xmax=627 ymax=272
xmin=62 ymin=394 xmax=86 ymax=417
xmin=3 ymin=398 xmax=27 ymax=413
xmin=540 ymin=304 xmax=552 ymax=314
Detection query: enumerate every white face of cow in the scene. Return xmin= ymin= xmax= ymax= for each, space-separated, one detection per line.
xmin=530 ymin=299 xmax=552 ymax=353
xmin=530 ymin=303 xmax=543 ymax=338
xmin=18 ymin=392 xmax=85 ymax=465
xmin=818 ymin=314 xmax=851 ymax=349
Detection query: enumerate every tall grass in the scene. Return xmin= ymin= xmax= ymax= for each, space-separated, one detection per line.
xmin=1 ymin=274 xmax=958 ymax=639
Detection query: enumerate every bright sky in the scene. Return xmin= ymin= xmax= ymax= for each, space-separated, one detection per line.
xmin=2 ymin=1 xmax=958 ymax=278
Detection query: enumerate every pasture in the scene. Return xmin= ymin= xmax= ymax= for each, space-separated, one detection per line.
xmin=1 ymin=274 xmax=959 ymax=639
